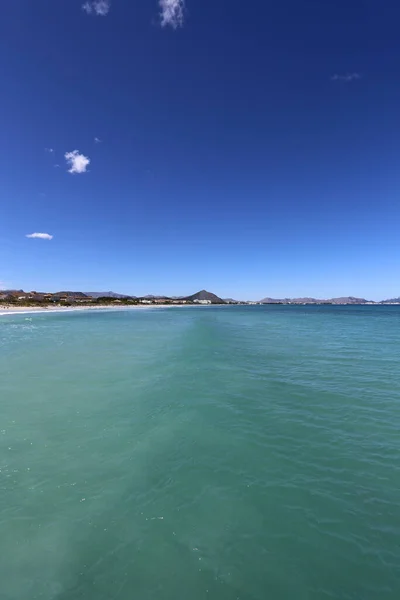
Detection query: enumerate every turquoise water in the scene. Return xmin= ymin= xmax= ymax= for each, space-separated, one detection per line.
xmin=1 ymin=305 xmax=400 ymax=599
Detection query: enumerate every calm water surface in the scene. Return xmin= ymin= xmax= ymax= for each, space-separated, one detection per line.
xmin=1 ymin=306 xmax=400 ymax=599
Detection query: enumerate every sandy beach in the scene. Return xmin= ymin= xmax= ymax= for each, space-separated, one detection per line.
xmin=0 ymin=304 xmax=196 ymax=316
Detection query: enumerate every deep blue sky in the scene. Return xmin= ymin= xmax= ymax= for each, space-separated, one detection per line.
xmin=1 ymin=0 xmax=400 ymax=300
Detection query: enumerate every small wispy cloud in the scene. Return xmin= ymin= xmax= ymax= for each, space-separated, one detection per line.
xmin=159 ymin=0 xmax=185 ymax=28
xmin=64 ymin=150 xmax=90 ymax=174
xmin=82 ymin=1 xmax=111 ymax=16
xmin=26 ymin=233 xmax=53 ymax=240
xmin=94 ymin=137 xmax=102 ymax=143
xmin=331 ymin=73 xmax=361 ymax=82
xmin=45 ymin=147 xmax=54 ymax=153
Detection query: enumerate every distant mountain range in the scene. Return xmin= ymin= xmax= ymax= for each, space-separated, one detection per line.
xmin=79 ymin=289 xmax=226 ymax=303
xmin=2 ymin=288 xmax=400 ymax=305
xmin=85 ymin=291 xmax=131 ymax=299
xmin=259 ymin=296 xmax=370 ymax=305
xmin=82 ymin=291 xmax=400 ymax=305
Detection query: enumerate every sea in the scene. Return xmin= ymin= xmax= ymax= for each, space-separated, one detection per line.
xmin=1 ymin=305 xmax=400 ymax=600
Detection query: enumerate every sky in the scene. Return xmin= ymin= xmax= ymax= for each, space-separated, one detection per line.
xmin=1 ymin=0 xmax=400 ymax=300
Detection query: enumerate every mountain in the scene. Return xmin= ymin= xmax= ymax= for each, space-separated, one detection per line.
xmin=329 ymin=297 xmax=368 ymax=304
xmin=260 ymin=298 xmax=286 ymax=304
xmin=185 ymin=290 xmax=226 ymax=304
xmin=56 ymin=291 xmax=89 ymax=298
xmin=381 ymin=297 xmax=400 ymax=304
xmin=85 ymin=291 xmax=131 ymax=299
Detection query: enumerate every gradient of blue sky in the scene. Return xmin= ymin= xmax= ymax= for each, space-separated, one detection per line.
xmin=1 ymin=0 xmax=399 ymax=300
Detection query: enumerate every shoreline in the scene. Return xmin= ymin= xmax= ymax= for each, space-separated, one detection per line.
xmin=0 ymin=304 xmax=192 ymax=317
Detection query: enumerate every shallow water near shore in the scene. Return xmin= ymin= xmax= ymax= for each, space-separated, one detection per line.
xmin=1 ymin=305 xmax=400 ymax=599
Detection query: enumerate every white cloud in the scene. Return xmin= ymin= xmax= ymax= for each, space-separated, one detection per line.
xmin=159 ymin=0 xmax=185 ymax=28
xmin=94 ymin=137 xmax=102 ymax=143
xmin=26 ymin=233 xmax=53 ymax=240
xmin=64 ymin=150 xmax=90 ymax=174
xmin=45 ymin=147 xmax=54 ymax=153
xmin=331 ymin=73 xmax=361 ymax=82
xmin=82 ymin=2 xmax=92 ymax=14
xmin=82 ymin=1 xmax=111 ymax=16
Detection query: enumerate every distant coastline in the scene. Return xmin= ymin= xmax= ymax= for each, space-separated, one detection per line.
xmin=1 ymin=288 xmax=399 ymax=310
